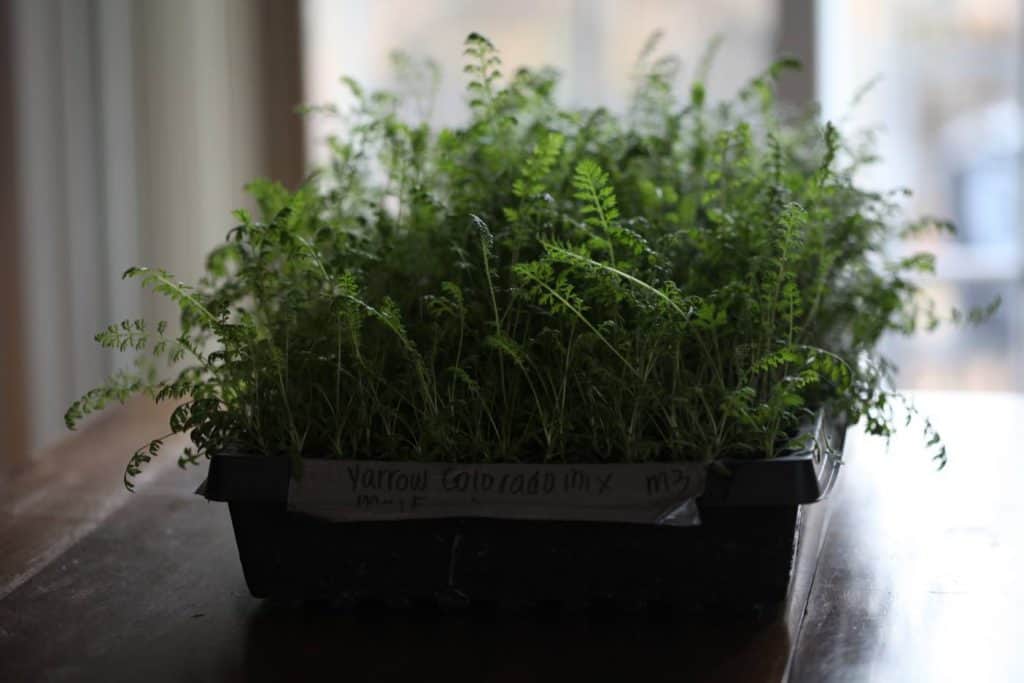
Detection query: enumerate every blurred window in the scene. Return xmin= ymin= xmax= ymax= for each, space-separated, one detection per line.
xmin=300 ymin=0 xmax=1023 ymax=391
xmin=818 ymin=0 xmax=1024 ymax=390
xmin=301 ymin=0 xmax=779 ymax=166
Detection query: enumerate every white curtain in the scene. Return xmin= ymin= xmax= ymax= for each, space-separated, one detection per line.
xmin=10 ymin=0 xmax=283 ymax=455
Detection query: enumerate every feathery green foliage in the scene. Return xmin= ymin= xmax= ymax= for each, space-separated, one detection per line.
xmin=66 ymin=33 xmax=994 ymax=489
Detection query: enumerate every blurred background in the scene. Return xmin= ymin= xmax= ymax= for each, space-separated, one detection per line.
xmin=1 ymin=0 xmax=1021 ymax=469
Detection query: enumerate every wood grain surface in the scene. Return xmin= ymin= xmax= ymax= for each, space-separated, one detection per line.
xmin=1 ymin=392 xmax=1019 ymax=682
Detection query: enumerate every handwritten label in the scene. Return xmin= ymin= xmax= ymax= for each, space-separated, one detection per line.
xmin=288 ymin=461 xmax=707 ymax=526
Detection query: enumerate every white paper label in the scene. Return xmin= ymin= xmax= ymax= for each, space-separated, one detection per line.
xmin=287 ymin=460 xmax=707 ymax=526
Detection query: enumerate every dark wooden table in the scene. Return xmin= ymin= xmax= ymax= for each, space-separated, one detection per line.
xmin=1 ymin=392 xmax=1021 ymax=681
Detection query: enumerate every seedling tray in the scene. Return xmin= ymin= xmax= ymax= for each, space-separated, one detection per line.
xmin=201 ymin=416 xmax=843 ymax=612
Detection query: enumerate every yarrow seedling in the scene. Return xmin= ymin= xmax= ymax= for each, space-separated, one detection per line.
xmin=66 ymin=33 xmax=995 ymax=490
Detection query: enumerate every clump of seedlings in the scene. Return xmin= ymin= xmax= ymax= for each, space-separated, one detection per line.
xmin=66 ymin=33 xmax=994 ymax=489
